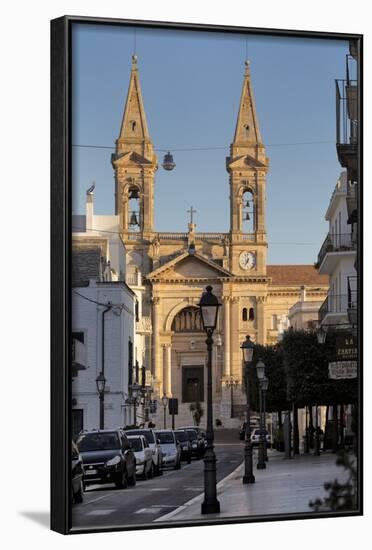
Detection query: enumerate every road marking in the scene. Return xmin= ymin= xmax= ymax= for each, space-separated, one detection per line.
xmin=184 ymin=487 xmax=204 ymax=491
xmin=154 ymin=461 xmax=243 ymax=523
xmin=82 ymin=494 xmax=112 ymax=506
xmin=86 ymin=509 xmax=115 ymax=516
xmin=149 ymin=488 xmax=169 ymax=492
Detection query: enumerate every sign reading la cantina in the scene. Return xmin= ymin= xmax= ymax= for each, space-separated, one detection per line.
xmin=328 ymin=333 xmax=358 ymax=379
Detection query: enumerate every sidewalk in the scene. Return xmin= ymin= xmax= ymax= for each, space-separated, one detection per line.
xmin=155 ymin=450 xmax=348 ymax=522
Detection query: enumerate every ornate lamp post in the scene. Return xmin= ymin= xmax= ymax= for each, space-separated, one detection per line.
xmin=261 ymin=376 xmax=269 ymax=461
xmin=130 ymin=383 xmax=142 ymax=427
xmin=161 ymin=394 xmax=168 ymax=429
xmin=96 ymin=372 xmax=106 ymax=429
xmin=256 ymin=359 xmax=266 ymax=470
xmin=199 ymin=285 xmax=221 ymax=514
xmin=241 ymin=335 xmax=255 ymax=484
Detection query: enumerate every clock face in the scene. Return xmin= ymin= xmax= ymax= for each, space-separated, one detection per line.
xmin=239 ymin=251 xmax=256 ymax=270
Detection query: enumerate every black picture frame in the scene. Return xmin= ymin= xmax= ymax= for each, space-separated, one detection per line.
xmin=51 ymin=15 xmax=363 ymax=535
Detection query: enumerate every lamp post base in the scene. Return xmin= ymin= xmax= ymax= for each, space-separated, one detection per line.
xmin=201 ymin=501 xmax=221 ymax=514
xmin=243 ymin=474 xmax=255 ymax=484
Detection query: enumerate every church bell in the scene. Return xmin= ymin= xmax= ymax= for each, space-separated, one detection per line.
xmin=162 ymin=151 xmax=176 ymax=171
xmin=129 ymin=212 xmax=139 ymax=226
xmin=244 ymin=212 xmax=250 ymax=221
xmin=129 ymin=188 xmax=139 ymax=199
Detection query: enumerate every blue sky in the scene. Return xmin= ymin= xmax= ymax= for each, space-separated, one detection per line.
xmin=71 ymin=23 xmax=349 ymax=264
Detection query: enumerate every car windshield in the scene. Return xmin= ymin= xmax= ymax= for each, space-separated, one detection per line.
xmin=128 ymin=437 xmax=143 ymax=452
xmin=175 ymin=431 xmax=188 ymax=442
xmin=126 ymin=430 xmax=155 ymax=444
xmin=77 ymin=432 xmax=120 ymax=452
xmin=186 ymin=430 xmax=197 ymax=441
xmin=156 ymin=432 xmax=175 ymax=444
xmin=253 ymin=430 xmax=268 ymax=436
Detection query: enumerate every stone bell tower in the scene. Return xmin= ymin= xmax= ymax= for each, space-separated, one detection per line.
xmin=112 ymin=55 xmax=157 ymax=237
xmin=226 ymin=60 xmax=269 ymax=276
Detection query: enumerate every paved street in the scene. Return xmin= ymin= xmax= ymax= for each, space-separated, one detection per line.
xmin=72 ymin=433 xmax=244 ymax=530
xmin=156 ymin=451 xmax=351 ymax=523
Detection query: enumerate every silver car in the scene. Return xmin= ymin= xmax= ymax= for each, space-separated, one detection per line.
xmin=155 ymin=430 xmax=181 ymax=470
xmin=127 ymin=435 xmax=153 ymax=479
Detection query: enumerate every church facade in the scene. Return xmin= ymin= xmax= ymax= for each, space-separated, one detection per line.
xmin=110 ymin=55 xmax=329 ymax=426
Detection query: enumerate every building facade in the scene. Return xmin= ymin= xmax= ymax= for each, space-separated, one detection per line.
xmin=105 ymin=55 xmax=330 ymax=427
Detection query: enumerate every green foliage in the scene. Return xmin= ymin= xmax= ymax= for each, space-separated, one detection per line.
xmin=189 ymin=401 xmax=204 ymax=426
xmin=281 ymin=330 xmax=358 ymax=407
xmin=309 ymin=451 xmax=358 ymax=511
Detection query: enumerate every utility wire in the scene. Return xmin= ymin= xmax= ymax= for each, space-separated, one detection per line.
xmin=72 ymin=140 xmax=334 ymax=153
xmin=72 ymin=289 xmax=124 ymax=309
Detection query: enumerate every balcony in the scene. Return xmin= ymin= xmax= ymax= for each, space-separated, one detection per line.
xmin=335 ymin=74 xmax=358 ymax=170
xmin=317 ymin=233 xmax=355 ymax=272
xmin=319 ymin=292 xmax=357 ymax=326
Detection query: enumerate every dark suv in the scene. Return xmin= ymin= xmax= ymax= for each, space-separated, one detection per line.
xmin=76 ymin=429 xmax=136 ymax=489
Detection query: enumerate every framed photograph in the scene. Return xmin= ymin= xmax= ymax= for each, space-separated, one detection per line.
xmin=51 ymin=15 xmax=362 ymax=534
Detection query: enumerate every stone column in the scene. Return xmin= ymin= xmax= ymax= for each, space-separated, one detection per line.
xmin=152 ymin=297 xmax=162 ymax=393
xmin=223 ymin=296 xmax=231 ymax=377
xmin=165 ymin=343 xmax=172 ymax=396
xmin=230 ymin=296 xmax=240 ymax=379
xmin=257 ymin=296 xmax=266 ymax=345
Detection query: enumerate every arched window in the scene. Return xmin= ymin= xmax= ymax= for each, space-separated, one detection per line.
xmin=249 ymin=307 xmax=255 ymax=321
xmin=242 ymin=189 xmax=254 ymax=233
xmin=242 ymin=308 xmax=248 ymax=322
xmin=172 ymin=307 xmax=202 ymax=332
xmin=128 ymin=185 xmax=140 ymax=230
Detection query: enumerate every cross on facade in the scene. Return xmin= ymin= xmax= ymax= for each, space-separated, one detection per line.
xmin=187 ymin=205 xmax=197 ymax=224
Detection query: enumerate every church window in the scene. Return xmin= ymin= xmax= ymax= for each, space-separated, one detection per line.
xmin=172 ymin=307 xmax=202 ymax=332
xmin=242 ymin=189 xmax=254 ymax=233
xmin=130 ymin=120 xmax=136 ymax=132
xmin=249 ymin=307 xmax=255 ymax=321
xmin=242 ymin=308 xmax=248 ymax=322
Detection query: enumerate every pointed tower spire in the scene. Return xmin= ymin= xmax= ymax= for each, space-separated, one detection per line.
xmin=233 ymin=60 xmax=263 ymax=148
xmin=112 ymin=56 xmax=157 ymax=230
xmin=115 ymin=55 xmax=155 ymax=161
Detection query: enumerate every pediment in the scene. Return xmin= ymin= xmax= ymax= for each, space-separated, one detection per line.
xmin=228 ymin=154 xmax=268 ymax=169
xmin=147 ymin=252 xmax=232 ymax=281
xmin=112 ymin=150 xmax=153 ymax=167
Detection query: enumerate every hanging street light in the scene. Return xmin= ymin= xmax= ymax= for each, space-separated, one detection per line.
xmin=162 ymin=151 xmax=176 ymax=171
xmin=241 ymin=335 xmax=256 ymax=484
xmin=198 ymin=285 xmax=221 ymax=514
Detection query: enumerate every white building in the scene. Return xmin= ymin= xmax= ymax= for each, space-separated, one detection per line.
xmin=317 ymin=171 xmax=357 ymax=328
xmin=71 ymin=187 xmax=151 ymax=434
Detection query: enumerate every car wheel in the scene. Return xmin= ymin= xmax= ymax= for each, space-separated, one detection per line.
xmin=74 ymin=480 xmax=84 ymax=504
xmin=147 ymin=463 xmax=153 ymax=479
xmin=115 ymin=468 xmax=128 ymax=489
xmin=128 ymin=470 xmax=136 ymax=486
xmin=175 ymin=458 xmax=181 ymax=470
xmin=187 ymin=453 xmax=191 ymax=464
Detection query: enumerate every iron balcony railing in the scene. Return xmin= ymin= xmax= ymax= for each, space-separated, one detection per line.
xmin=317 ymin=233 xmax=354 ymax=267
xmin=319 ymin=292 xmax=357 ymax=324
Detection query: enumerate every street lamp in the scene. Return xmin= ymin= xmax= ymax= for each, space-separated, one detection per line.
xmin=96 ymin=372 xmax=106 ymax=429
xmin=162 ymin=394 xmax=169 ymax=429
xmin=131 ymin=383 xmax=141 ymax=427
xmin=199 ymin=285 xmax=221 ymax=514
xmin=261 ymin=376 xmax=269 ymax=462
xmin=241 ymin=335 xmax=255 ymax=484
xmin=316 ymin=325 xmax=327 ymax=344
xmin=256 ymin=360 xmax=266 ymax=470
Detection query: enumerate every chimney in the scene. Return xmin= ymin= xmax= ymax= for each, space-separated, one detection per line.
xmin=86 ymin=183 xmax=95 ymax=232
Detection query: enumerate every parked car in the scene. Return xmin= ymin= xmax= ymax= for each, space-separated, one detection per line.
xmin=126 ymin=434 xmax=153 ymax=479
xmin=76 ymin=429 xmax=136 ymax=489
xmin=250 ymin=428 xmax=271 ymax=447
xmin=239 ymin=422 xmax=260 ymax=440
xmin=155 ymin=430 xmax=182 ymax=470
xmin=71 ymin=440 xmax=84 ymax=503
xmin=179 ymin=428 xmax=204 ymax=458
xmin=125 ymin=428 xmax=163 ymax=475
xmin=174 ymin=430 xmax=192 ymax=463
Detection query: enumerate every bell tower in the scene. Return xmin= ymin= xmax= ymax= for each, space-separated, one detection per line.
xmin=112 ymin=55 xmax=157 ymax=236
xmin=226 ymin=60 xmax=269 ymax=275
